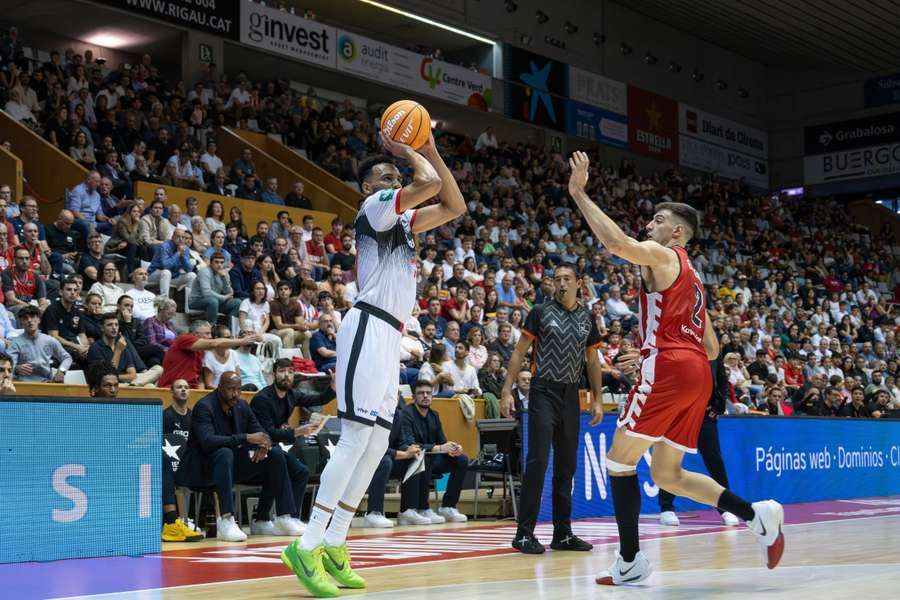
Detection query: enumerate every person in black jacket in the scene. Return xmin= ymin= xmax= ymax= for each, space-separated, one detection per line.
xmin=250 ymin=358 xmax=336 ymax=527
xmin=657 ymin=357 xmax=740 ymax=527
xmin=117 ymin=295 xmax=165 ymax=368
xmin=396 ymin=380 xmax=470 ymax=524
xmin=175 ymin=372 xmax=302 ymax=541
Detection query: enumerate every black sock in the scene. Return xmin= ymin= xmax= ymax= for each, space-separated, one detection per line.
xmin=717 ymin=489 xmax=755 ymax=522
xmin=163 ymin=510 xmax=178 ymax=525
xmin=610 ymin=474 xmax=641 ymax=562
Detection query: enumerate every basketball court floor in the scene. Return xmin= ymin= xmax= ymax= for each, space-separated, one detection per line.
xmin=8 ymin=496 xmax=899 ymax=599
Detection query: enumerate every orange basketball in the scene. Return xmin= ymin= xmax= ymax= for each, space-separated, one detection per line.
xmin=380 ymin=100 xmax=431 ymax=150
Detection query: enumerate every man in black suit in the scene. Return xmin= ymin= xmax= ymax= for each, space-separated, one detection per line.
xmin=251 ymin=358 xmax=336 ymax=527
xmin=175 ymin=371 xmax=303 ymax=541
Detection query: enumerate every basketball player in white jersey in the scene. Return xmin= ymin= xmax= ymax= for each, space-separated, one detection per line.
xmin=282 ymin=131 xmax=466 ymax=598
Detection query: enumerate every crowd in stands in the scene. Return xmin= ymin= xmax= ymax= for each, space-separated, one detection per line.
xmin=0 ymin=33 xmax=897 ymax=425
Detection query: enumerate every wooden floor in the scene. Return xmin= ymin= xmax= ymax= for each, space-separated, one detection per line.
xmin=48 ymin=498 xmax=900 ymax=600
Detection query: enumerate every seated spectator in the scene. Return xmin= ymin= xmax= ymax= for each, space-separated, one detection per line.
xmin=867 ymin=390 xmax=891 ymax=419
xmin=174 ymin=372 xmax=300 ymax=541
xmin=148 ymin=229 xmax=197 ymax=298
xmin=364 ymin=396 xmax=423 ymax=528
xmin=250 ymin=359 xmax=336 ymax=525
xmin=9 ymin=305 xmax=71 ymax=382
xmin=442 ymin=341 xmax=482 ymax=396
xmin=230 ymin=247 xmax=261 ymax=300
xmin=761 ymin=386 xmax=787 ymax=416
xmin=88 ymin=261 xmax=124 ymax=311
xmin=478 ymin=352 xmax=506 ymax=402
xmin=305 ymin=227 xmax=328 ymax=279
xmin=395 ymin=381 xmax=469 ymax=524
xmin=419 ymin=299 xmax=447 ymax=338
xmin=143 ymin=296 xmax=179 ymax=350
xmin=139 ymin=197 xmax=171 ymax=255
xmin=261 ymin=177 xmax=284 ymax=205
xmin=487 ymin=323 xmax=515 ymax=367
xmin=206 ymin=169 xmax=229 ymax=196
xmin=117 ymin=295 xmax=165 ymax=369
xmin=81 ymin=292 xmax=103 ymax=341
xmin=191 ymin=216 xmax=211 ymax=253
xmin=203 ymin=324 xmax=241 ymax=388
xmin=18 ymin=222 xmax=53 ymax=285
xmin=41 ymin=277 xmax=90 ymax=367
xmin=310 ymin=313 xmax=337 ymax=372
xmin=839 ymin=386 xmax=873 ymax=418
xmin=240 ymin=280 xmax=284 ymax=356
xmin=203 ymin=229 xmax=232 ymax=267
xmin=466 ymin=328 xmax=488 ymax=371
xmin=269 ymin=280 xmax=305 ymax=351
xmin=257 ymin=253 xmax=280 ymax=300
xmin=159 ymin=320 xmax=261 ymax=389
xmin=237 ymin=174 xmax=262 ymax=201
xmin=417 ymin=344 xmax=455 ymax=398
xmin=191 ymin=251 xmax=241 ymax=324
xmin=605 ymin=285 xmax=635 ymax=328
xmin=66 ymin=170 xmax=108 ymax=243
xmin=78 ymin=233 xmax=106 ymax=284
xmin=297 ymin=278 xmax=321 ymax=350
xmin=125 ymin=267 xmax=155 ymax=321
xmin=205 ymin=200 xmax=226 ymax=234
xmin=284 ymin=181 xmax=311 ymax=209
xmin=318 ymin=291 xmax=343 ymax=329
xmin=46 ymin=210 xmax=81 ymax=276
xmin=3 ymin=245 xmax=49 ymax=316
xmin=330 ymin=232 xmax=355 ymax=273
xmin=270 ymin=237 xmax=292 ymax=279
xmin=107 ymin=201 xmax=143 ymax=273
xmin=224 ymin=223 xmax=245 ymax=257
xmin=0 ymin=351 xmax=16 ymax=395
xmin=230 ymin=148 xmax=256 ymax=182
xmin=87 ymin=312 xmax=161 ymax=386
xmin=234 ymin=325 xmax=268 ymax=391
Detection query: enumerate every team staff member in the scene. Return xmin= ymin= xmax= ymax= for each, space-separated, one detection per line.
xmin=653 ymin=356 xmax=740 ymax=527
xmin=250 ymin=359 xmax=336 ymax=534
xmin=501 ymin=263 xmax=605 ymax=554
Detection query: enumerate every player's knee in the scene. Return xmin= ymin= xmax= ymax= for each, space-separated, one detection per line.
xmin=650 ymin=462 xmax=680 ymax=488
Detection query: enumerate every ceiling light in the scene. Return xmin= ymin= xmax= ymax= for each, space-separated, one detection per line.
xmin=715 ymin=79 xmax=728 ymax=90
xmin=535 ymin=10 xmax=549 ymax=24
xmin=520 ymin=33 xmax=532 ymax=46
xmin=644 ymin=52 xmax=657 ymax=65
xmin=669 ymin=62 xmax=681 ymax=73
xmin=738 ymin=87 xmax=750 ymax=98
xmin=691 ymin=70 xmax=704 ymax=82
xmin=544 ymin=35 xmax=566 ymax=49
xmin=564 ymin=21 xmax=578 ymax=35
xmin=620 ymin=43 xmax=632 ymax=55
xmin=357 ymin=0 xmax=496 ymax=46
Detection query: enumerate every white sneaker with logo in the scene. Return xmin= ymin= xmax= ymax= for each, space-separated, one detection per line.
xmin=363 ymin=512 xmax=394 ymax=528
xmin=749 ymin=500 xmax=785 ymax=569
xmin=595 ymin=551 xmax=652 ymax=586
xmin=272 ymin=515 xmax=304 ymax=536
xmin=419 ymin=508 xmax=446 ymax=524
xmin=218 ymin=515 xmax=248 ymax=542
xmin=437 ymin=507 xmax=468 ymax=522
xmin=397 ymin=508 xmax=432 ymax=525
xmin=659 ymin=511 xmax=680 ymax=526
xmin=250 ymin=519 xmax=277 ymax=536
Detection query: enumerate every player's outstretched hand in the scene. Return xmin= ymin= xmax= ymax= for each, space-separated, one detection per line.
xmin=568 ymin=151 xmax=590 ymax=194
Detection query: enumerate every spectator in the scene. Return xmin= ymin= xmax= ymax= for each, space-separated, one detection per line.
xmin=88 ymin=261 xmax=124 ymax=311
xmin=199 ymin=141 xmax=223 ymax=177
xmin=269 ymin=211 xmax=292 ymax=243
xmin=318 ymin=265 xmax=349 ymax=313
xmin=66 ymin=170 xmax=105 ymax=243
xmin=124 ymin=267 xmax=155 ymax=321
xmin=159 ymin=320 xmax=261 ymax=389
xmin=237 ymin=174 xmax=262 ymax=201
xmin=839 ymin=386 xmax=873 ymax=418
xmin=41 ymin=276 xmax=89 ymax=366
xmin=442 ymin=341 xmax=482 ymax=395
xmin=605 ymin=286 xmax=635 ymax=328
xmin=9 ymin=305 xmax=71 ymax=382
xmin=261 ymin=177 xmax=284 ymax=205
xmin=174 ymin=371 xmax=299 ymax=541
xmin=191 ymin=251 xmax=241 ymax=324
xmin=139 ymin=197 xmax=172 ymax=253
xmin=310 ymin=313 xmax=338 ymax=372
xmin=234 ymin=324 xmax=268 ymax=391
xmin=3 ymin=245 xmax=49 ymax=316
xmin=487 ymin=322 xmax=515 ymax=367
xmin=269 ymin=280 xmax=305 ymax=351
xmin=0 ymin=351 xmax=16 ymax=394
xmin=330 ymin=233 xmax=356 ymax=272
xmin=418 ymin=343 xmax=455 ymax=397
xmin=230 ymin=247 xmax=261 ymax=300
xmin=46 ymin=209 xmax=80 ymax=275
xmin=257 ymin=254 xmax=280 ymax=300
xmin=465 ymin=328 xmax=488 ymax=371
xmin=305 ymin=227 xmax=328 ymax=278
xmin=203 ymin=324 xmax=241 ymax=388
xmin=205 ymin=200 xmax=226 ymax=233
xmin=87 ymin=312 xmax=161 ymax=386
xmin=107 ymin=201 xmax=143 ymax=271
xmin=323 ymin=218 xmax=344 ymax=255
xmin=396 ymin=381 xmax=469 ymax=524
xmin=148 ymin=229 xmax=197 ymax=298
xmin=285 ymin=181 xmax=312 ymax=209
xmin=239 ymin=280 xmax=284 ymax=356
xmin=475 ymin=126 xmax=498 ymax=151
xmin=143 ymin=296 xmax=178 ymax=350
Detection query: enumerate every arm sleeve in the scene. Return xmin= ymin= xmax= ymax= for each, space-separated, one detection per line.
xmin=359 ymin=189 xmax=402 ymax=232
xmin=53 ymin=338 xmax=73 ymax=371
xmin=293 ymin=386 xmax=336 ymax=409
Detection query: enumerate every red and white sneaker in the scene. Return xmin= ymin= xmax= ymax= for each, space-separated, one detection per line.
xmin=595 ymin=551 xmax=652 ymax=586
xmin=749 ymin=500 xmax=785 ymax=569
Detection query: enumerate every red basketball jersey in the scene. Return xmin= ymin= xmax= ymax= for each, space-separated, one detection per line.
xmin=637 ymin=245 xmax=706 ymax=357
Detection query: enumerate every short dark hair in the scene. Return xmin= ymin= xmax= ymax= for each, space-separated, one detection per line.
xmin=87 ymin=361 xmax=119 ymax=392
xmin=656 ymin=202 xmax=700 ymax=240
xmin=413 ymin=379 xmax=434 ymax=392
xmin=554 ymin=263 xmax=578 ymax=277
xmin=210 ymin=251 xmax=225 ymax=262
xmin=277 ymin=280 xmax=292 ymax=290
xmin=18 ymin=305 xmax=40 ymax=320
xmin=240 ymin=247 xmax=256 ymax=258
xmin=357 ymin=154 xmax=394 ymax=189
xmin=100 ymin=312 xmax=118 ymax=324
xmin=0 ymin=351 xmax=12 ymax=365
xmin=851 ymin=386 xmax=865 ymax=395
xmin=274 ymin=358 xmax=293 ymax=371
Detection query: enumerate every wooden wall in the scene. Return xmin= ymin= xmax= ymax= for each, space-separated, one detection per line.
xmin=0 ymin=146 xmax=23 ymax=203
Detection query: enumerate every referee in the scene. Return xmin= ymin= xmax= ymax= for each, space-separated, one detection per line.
xmin=501 ymin=263 xmax=605 ymax=554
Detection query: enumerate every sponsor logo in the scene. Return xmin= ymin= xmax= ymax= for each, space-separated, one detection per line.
xmin=246 ymin=10 xmax=330 ymax=52
xmin=420 ymin=58 xmax=443 ymax=89
xmin=382 ymin=110 xmax=407 ymax=136
xmin=338 ymin=34 xmax=356 ymax=62
xmin=680 ymin=324 xmax=702 ymax=343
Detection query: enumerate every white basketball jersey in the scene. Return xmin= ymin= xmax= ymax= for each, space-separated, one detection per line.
xmin=352 ymin=187 xmax=418 ymax=323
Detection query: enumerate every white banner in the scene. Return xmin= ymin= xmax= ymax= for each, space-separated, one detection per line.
xmin=335 ymin=30 xmax=414 ymax=90
xmin=681 ymin=135 xmax=769 ymax=188
xmin=240 ymin=3 xmax=336 ymax=68
xmin=409 ymin=55 xmax=492 ymax=110
xmin=570 ymin=67 xmax=626 ymax=115
xmin=679 ymin=105 xmax=768 ymax=159
xmin=804 ymin=142 xmax=900 ymax=184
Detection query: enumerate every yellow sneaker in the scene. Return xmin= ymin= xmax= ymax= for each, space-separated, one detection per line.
xmin=162 ymin=519 xmax=205 ymax=542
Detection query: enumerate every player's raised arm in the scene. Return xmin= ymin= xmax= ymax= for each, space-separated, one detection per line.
xmin=568 ymin=151 xmax=673 ymax=268
xmin=409 ymin=134 xmax=467 ymax=233
xmin=380 ymin=131 xmax=443 ymax=211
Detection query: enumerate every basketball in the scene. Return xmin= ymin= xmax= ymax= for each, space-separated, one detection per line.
xmin=380 ymin=100 xmax=432 ymax=150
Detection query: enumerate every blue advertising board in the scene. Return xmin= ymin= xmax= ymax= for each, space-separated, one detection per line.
xmin=0 ymin=397 xmax=161 ymax=563
xmin=566 ymin=100 xmax=628 ymax=148
xmin=524 ymin=414 xmax=900 ymax=521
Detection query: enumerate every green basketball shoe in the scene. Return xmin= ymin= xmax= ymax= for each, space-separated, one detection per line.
xmin=323 ymin=543 xmax=366 ymax=589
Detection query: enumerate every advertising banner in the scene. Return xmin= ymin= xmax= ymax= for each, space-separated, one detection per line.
xmin=864 ymin=73 xmax=900 ymax=108
xmin=679 ymin=105 xmax=768 ymax=159
xmin=504 ymin=47 xmax=568 ymax=130
xmin=410 ymin=55 xmax=492 ymax=111
xmin=570 ymin=67 xmax=627 ymax=115
xmin=240 ymin=2 xmax=336 ymax=68
xmin=566 ymin=100 xmax=628 ymax=148
xmin=0 ymin=397 xmax=161 ymax=563
xmin=804 ymin=112 xmax=900 ymax=155
xmin=95 ymin=0 xmax=239 ymax=38
xmin=680 ymin=135 xmax=769 ymax=188
xmin=627 ymin=86 xmax=679 ymax=162
xmin=803 ymin=142 xmax=900 ymax=184
xmin=525 ymin=414 xmax=900 ymax=521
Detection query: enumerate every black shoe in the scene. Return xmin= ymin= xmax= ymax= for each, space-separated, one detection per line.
xmin=550 ymin=533 xmax=593 ymax=551
xmin=512 ymin=532 xmax=545 ymax=554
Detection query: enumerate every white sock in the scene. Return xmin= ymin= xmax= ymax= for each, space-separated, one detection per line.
xmin=324 ymin=507 xmax=355 ymax=547
xmin=299 ymin=507 xmax=331 ymax=550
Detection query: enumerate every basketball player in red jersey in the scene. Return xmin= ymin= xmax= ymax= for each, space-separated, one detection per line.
xmin=567 ymin=152 xmax=784 ymax=585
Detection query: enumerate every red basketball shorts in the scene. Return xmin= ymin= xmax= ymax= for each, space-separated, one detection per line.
xmin=615 ymin=349 xmax=713 ymax=453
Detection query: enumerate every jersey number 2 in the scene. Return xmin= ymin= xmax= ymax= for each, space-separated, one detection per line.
xmin=691 ymin=284 xmax=703 ymax=328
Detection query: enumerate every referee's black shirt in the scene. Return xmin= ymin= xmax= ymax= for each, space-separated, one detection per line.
xmin=522 ymin=299 xmax=603 ymax=384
